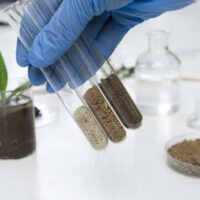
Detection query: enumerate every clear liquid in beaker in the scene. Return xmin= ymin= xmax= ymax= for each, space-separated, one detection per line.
xmin=135 ymin=77 xmax=179 ymax=115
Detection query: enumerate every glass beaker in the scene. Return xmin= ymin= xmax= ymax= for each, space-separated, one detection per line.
xmin=134 ymin=30 xmax=181 ymax=115
xmin=0 ymin=79 xmax=35 ymax=159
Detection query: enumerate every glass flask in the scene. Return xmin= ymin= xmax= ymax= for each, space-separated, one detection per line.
xmin=134 ymin=30 xmax=181 ymax=115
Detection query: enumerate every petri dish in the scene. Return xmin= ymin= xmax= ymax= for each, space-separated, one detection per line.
xmin=165 ymin=133 xmax=200 ymax=178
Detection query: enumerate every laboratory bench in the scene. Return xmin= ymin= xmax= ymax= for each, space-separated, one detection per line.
xmin=0 ymin=79 xmax=199 ymax=200
xmin=0 ymin=2 xmax=200 ymax=200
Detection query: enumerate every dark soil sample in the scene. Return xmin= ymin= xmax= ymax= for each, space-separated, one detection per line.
xmin=34 ymin=106 xmax=42 ymax=118
xmin=0 ymin=96 xmax=36 ymax=159
xmin=84 ymin=86 xmax=126 ymax=142
xmin=167 ymin=139 xmax=200 ymax=177
xmin=100 ymin=74 xmax=142 ymax=128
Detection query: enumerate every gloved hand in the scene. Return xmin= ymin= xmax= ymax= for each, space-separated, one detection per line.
xmin=16 ymin=0 xmax=194 ymax=92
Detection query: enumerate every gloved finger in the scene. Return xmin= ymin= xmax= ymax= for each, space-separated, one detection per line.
xmin=94 ymin=18 xmax=131 ymax=58
xmin=16 ymin=39 xmax=29 ymax=67
xmin=28 ymin=66 xmax=46 ymax=86
xmin=46 ymin=80 xmax=68 ymax=93
xmin=69 ymin=32 xmax=105 ymax=75
xmin=132 ymin=0 xmax=194 ymax=13
xmin=86 ymin=12 xmax=110 ymax=40
xmin=29 ymin=61 xmax=71 ymax=92
xmin=46 ymin=73 xmax=67 ymax=93
xmin=63 ymin=12 xmax=110 ymax=83
xmin=42 ymin=63 xmax=70 ymax=93
xmin=43 ymin=0 xmax=63 ymax=11
xmin=28 ymin=0 xmax=93 ymax=68
xmin=16 ymin=0 xmax=62 ymax=67
xmin=112 ymin=0 xmax=194 ymax=28
xmin=27 ymin=0 xmax=134 ymax=68
xmin=58 ymin=55 xmax=89 ymax=89
xmin=93 ymin=0 xmax=133 ymax=14
xmin=112 ymin=7 xmax=157 ymax=29
xmin=95 ymin=0 xmax=194 ymax=58
xmin=113 ymin=3 xmax=163 ymax=26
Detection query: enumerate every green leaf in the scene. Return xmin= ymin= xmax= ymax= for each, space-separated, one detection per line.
xmin=0 ymin=52 xmax=8 ymax=91
xmin=7 ymin=81 xmax=32 ymax=102
xmin=116 ymin=65 xmax=135 ymax=79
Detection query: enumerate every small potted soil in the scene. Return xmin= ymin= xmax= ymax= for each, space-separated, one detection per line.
xmin=0 ymin=53 xmax=36 ymax=159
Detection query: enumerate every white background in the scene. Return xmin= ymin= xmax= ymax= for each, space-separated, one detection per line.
xmin=0 ymin=2 xmax=200 ymax=200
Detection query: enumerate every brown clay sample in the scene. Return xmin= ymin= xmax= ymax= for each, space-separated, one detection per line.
xmin=100 ymin=74 xmax=142 ymax=128
xmin=168 ymin=139 xmax=200 ymax=166
xmin=84 ymin=86 xmax=126 ymax=142
xmin=167 ymin=139 xmax=200 ymax=177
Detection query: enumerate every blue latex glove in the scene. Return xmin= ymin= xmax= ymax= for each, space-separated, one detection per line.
xmin=16 ymin=0 xmax=194 ymax=92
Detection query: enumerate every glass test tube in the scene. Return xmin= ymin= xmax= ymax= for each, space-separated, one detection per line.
xmin=39 ymin=0 xmax=126 ymax=142
xmin=42 ymin=0 xmax=142 ymax=129
xmin=73 ymin=33 xmax=143 ymax=128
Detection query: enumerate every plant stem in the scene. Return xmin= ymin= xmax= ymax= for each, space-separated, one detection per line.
xmin=0 ymin=91 xmax=6 ymax=103
xmin=6 ymin=81 xmax=32 ymax=102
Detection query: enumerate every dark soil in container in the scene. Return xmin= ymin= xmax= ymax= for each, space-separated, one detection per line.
xmin=0 ymin=95 xmax=36 ymax=159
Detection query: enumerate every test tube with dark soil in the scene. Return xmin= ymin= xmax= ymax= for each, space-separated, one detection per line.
xmin=100 ymin=74 xmax=143 ymax=128
xmin=74 ymin=33 xmax=143 ymax=129
xmin=84 ymin=86 xmax=126 ymax=142
xmin=0 ymin=95 xmax=36 ymax=159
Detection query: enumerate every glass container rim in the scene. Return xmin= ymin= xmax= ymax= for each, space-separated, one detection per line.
xmin=0 ymin=78 xmax=32 ymax=107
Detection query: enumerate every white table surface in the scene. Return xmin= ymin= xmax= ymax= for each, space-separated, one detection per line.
xmin=0 ymin=2 xmax=200 ymax=200
xmin=1 ymin=81 xmax=200 ymax=200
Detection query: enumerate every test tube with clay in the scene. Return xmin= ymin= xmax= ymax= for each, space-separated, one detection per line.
xmin=73 ymin=33 xmax=143 ymax=129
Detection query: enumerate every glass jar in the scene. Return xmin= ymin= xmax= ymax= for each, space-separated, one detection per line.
xmin=134 ymin=30 xmax=181 ymax=115
xmin=0 ymin=79 xmax=35 ymax=159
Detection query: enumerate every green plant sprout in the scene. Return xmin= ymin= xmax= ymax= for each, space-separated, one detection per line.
xmin=115 ymin=65 xmax=135 ymax=79
xmin=0 ymin=52 xmax=31 ymax=103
